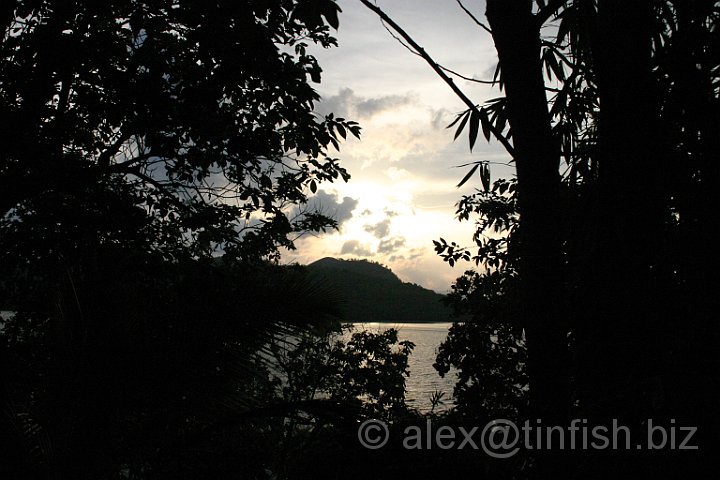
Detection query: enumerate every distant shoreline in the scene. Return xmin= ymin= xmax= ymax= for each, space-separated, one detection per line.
xmin=351 ymin=319 xmax=452 ymax=324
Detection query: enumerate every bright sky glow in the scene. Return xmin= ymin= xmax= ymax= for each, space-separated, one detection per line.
xmin=283 ymin=0 xmax=515 ymax=292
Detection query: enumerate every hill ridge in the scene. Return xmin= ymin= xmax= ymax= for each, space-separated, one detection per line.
xmin=307 ymin=257 xmax=452 ymax=323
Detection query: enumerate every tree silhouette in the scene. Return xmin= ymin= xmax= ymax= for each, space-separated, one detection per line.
xmin=0 ymin=0 xmax=359 ymax=270
xmin=363 ymin=1 xmax=720 ymax=477
xmin=0 ymin=1 xmax=364 ymax=477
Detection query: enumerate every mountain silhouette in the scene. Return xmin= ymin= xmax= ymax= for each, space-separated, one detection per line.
xmin=307 ymin=257 xmax=453 ymax=323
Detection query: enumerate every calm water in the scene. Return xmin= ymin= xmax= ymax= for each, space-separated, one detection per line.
xmin=0 ymin=311 xmax=457 ymax=412
xmin=353 ymin=322 xmax=457 ymax=412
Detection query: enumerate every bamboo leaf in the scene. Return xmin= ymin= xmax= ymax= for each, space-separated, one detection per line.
xmin=480 ymin=109 xmax=491 ymax=142
xmin=453 ymin=110 xmax=471 ymax=140
xmin=468 ymin=109 xmax=480 ymax=151
xmin=481 ymin=163 xmax=491 ymax=192
xmin=456 ymin=163 xmax=480 ymax=188
xmin=447 ymin=110 xmax=466 ymax=128
xmin=495 ymin=104 xmax=507 ymax=133
xmin=492 ymin=62 xmax=502 ymax=87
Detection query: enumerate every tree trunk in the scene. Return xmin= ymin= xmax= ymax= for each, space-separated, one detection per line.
xmin=485 ymin=0 xmax=569 ymax=466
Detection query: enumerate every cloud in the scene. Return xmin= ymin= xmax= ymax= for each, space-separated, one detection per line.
xmin=340 ymin=240 xmax=374 ymax=257
xmin=431 ymin=108 xmax=451 ymax=130
xmin=302 ymin=191 xmax=358 ymax=228
xmin=363 ymin=218 xmax=391 ymax=239
xmin=386 ymin=166 xmax=412 ymax=182
xmin=316 ymin=87 xmax=355 ymax=118
xmin=316 ymin=88 xmax=414 ymax=119
xmin=378 ymin=236 xmax=406 ymax=254
xmin=407 ymin=248 xmax=424 ymax=261
xmin=356 ymin=94 xmax=414 ymax=118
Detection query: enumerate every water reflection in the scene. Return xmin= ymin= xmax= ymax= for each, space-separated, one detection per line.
xmin=352 ymin=322 xmax=457 ymax=412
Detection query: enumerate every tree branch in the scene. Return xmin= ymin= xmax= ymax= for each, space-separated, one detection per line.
xmin=535 ymin=0 xmax=568 ymax=28
xmin=455 ymin=0 xmax=492 ymax=34
xmin=440 ymin=65 xmax=498 ymax=85
xmin=128 ymin=169 xmax=171 ymax=194
xmin=106 ymin=153 xmax=155 ymax=173
xmin=380 ymin=19 xmax=497 ymax=85
xmin=359 ymin=0 xmax=515 ymax=157
xmin=97 ymin=130 xmax=134 ymax=169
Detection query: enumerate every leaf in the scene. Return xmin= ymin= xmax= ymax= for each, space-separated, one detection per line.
xmin=309 ymin=179 xmax=317 ymax=193
xmin=336 ymin=123 xmax=346 ymax=139
xmin=545 ymin=50 xmax=564 ymax=81
xmin=479 ymin=109 xmax=492 ymax=142
xmin=556 ymin=8 xmax=572 ymax=43
xmin=481 ymin=164 xmax=491 ymax=192
xmin=447 ymin=111 xmax=464 ymax=128
xmin=322 ymin=1 xmax=341 ymax=30
xmin=544 ymin=49 xmax=554 ymax=81
xmin=468 ymin=109 xmax=480 ymax=151
xmin=494 ymin=104 xmax=507 ymax=134
xmin=492 ymin=62 xmax=502 ymax=87
xmin=456 ymin=163 xmax=480 ymax=188
xmin=347 ymin=122 xmax=362 ymax=138
xmin=452 ymin=111 xmax=470 ymax=140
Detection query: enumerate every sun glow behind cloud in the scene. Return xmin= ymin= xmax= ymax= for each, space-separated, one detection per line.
xmin=287 ymin=184 xmax=477 ymax=292
xmin=282 ymin=0 xmax=511 ymax=292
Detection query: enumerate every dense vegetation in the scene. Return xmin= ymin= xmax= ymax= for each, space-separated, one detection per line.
xmin=0 ymin=1 xmax=389 ymax=478
xmin=3 ymin=0 xmax=720 ymax=478
xmin=0 ymin=2 xmax=475 ymax=478
xmin=363 ymin=0 xmax=720 ymax=478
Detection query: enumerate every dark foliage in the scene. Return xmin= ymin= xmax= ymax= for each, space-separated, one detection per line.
xmin=0 ymin=0 xmax=359 ymax=270
xmin=0 ymin=1 xmax=376 ymax=478
xmin=363 ymin=0 xmax=720 ymax=478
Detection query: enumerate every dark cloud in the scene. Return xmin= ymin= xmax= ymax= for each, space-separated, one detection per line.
xmin=355 ymin=93 xmax=414 ymax=118
xmin=315 ymin=87 xmax=354 ymax=118
xmin=363 ymin=218 xmax=391 ymax=239
xmin=316 ymin=88 xmax=414 ymax=120
xmin=378 ymin=236 xmax=406 ymax=254
xmin=340 ymin=240 xmax=374 ymax=257
xmin=301 ymin=191 xmax=358 ymax=228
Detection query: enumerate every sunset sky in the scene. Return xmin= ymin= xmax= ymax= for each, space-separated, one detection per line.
xmin=283 ymin=0 xmax=514 ymax=292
